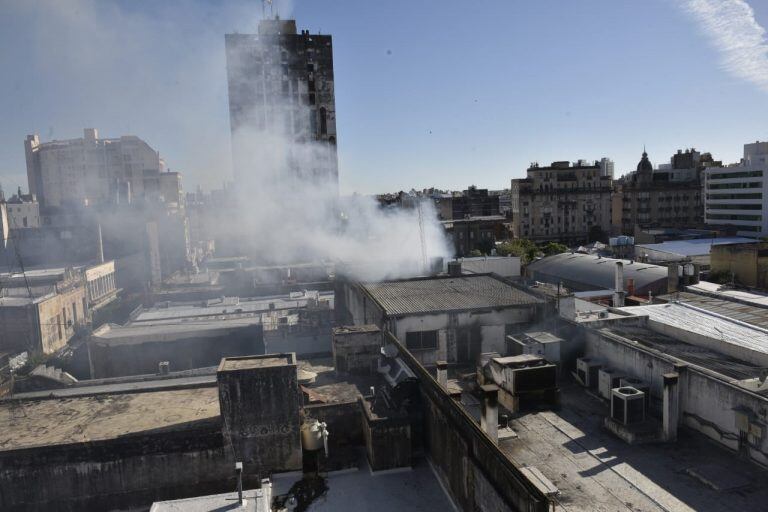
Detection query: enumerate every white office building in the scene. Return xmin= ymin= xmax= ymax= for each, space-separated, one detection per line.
xmin=705 ymin=141 xmax=768 ymax=237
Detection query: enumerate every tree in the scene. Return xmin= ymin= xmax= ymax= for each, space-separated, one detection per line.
xmin=542 ymin=241 xmax=568 ymax=256
xmin=468 ymin=249 xmax=483 ymax=257
xmin=497 ymin=238 xmax=538 ymax=264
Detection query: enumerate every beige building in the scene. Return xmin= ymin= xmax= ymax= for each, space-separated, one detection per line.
xmin=511 ymin=160 xmax=613 ymax=244
xmin=710 ymin=242 xmax=768 ymax=289
xmin=0 ymin=272 xmax=87 ymax=354
xmin=24 ymin=128 xmax=181 ymax=208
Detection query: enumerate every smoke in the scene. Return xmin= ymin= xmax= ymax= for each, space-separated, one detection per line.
xmin=0 ymin=1 xmax=454 ymax=281
xmin=227 ymin=112 xmax=454 ymax=282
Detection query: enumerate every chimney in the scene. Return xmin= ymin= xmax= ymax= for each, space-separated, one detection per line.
xmin=613 ymin=261 xmax=625 ymax=307
xmin=662 ymin=372 xmax=680 ymax=441
xmin=96 ymin=223 xmax=104 ymax=263
xmin=480 ymin=384 xmax=499 ymax=444
xmin=436 ymin=360 xmax=448 ymax=389
xmin=235 ymin=461 xmax=243 ymax=506
xmin=667 ymin=263 xmax=679 ymax=293
xmin=626 ymin=278 xmax=635 ymax=297
xmin=448 ymin=260 xmax=462 ymax=277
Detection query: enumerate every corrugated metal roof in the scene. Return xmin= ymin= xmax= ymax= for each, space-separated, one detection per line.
xmin=526 ymin=253 xmax=669 ymax=292
xmin=362 ymin=274 xmax=541 ymax=316
xmin=659 ymin=291 xmax=768 ymax=330
xmin=619 ymin=302 xmax=768 ymax=358
xmin=636 ymin=237 xmax=758 ymax=258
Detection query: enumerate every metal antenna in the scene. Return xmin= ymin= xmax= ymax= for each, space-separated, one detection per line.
xmin=417 ymin=200 xmax=428 ymax=274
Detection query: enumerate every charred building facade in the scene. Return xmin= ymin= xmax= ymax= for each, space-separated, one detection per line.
xmin=225 ymin=18 xmax=338 ymax=190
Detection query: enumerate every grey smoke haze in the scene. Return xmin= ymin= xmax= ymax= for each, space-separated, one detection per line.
xmin=0 ymin=0 xmax=453 ymax=279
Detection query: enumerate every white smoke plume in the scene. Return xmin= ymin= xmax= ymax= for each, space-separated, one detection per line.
xmin=228 ymin=117 xmax=454 ymax=282
xmin=680 ymin=0 xmax=768 ymax=93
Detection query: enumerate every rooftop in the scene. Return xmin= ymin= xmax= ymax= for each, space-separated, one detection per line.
xmin=618 ymin=302 xmax=768 ymax=365
xmin=659 ymin=289 xmax=768 ymax=330
xmin=0 ymin=387 xmax=220 ymax=452
xmin=132 ymin=291 xmax=333 ymax=325
xmin=527 ymin=253 xmax=670 ymax=292
xmin=219 ymin=354 xmax=296 ymax=372
xmin=686 ymin=281 xmax=768 ymax=307
xmin=601 ymin=324 xmax=764 ymax=381
xmin=636 ymin=237 xmax=759 ymax=258
xmin=500 ymin=377 xmax=768 ymax=512
xmin=151 ymin=487 xmax=271 ymax=512
xmin=362 ymin=274 xmax=541 ymax=316
xmin=90 ymin=317 xmax=263 ymax=346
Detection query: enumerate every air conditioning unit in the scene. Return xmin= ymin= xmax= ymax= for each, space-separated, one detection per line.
xmin=611 ymin=386 xmax=645 ymax=425
xmin=576 ymin=357 xmax=602 ymax=388
xmin=619 ymin=377 xmax=651 ymax=410
xmin=598 ymin=368 xmax=623 ymax=401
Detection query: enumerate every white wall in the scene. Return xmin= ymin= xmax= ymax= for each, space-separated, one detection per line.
xmin=585 ymin=328 xmax=768 ymax=467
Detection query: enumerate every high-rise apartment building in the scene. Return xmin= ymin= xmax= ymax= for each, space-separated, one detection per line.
xmin=24 ymin=128 xmax=179 ymax=208
xmin=510 ymin=160 xmax=613 ymax=244
xmin=705 ymin=141 xmax=768 ymax=237
xmin=225 ymin=17 xmax=338 ymax=190
xmin=598 ymin=157 xmax=614 ymax=179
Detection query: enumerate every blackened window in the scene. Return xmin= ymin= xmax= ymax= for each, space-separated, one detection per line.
xmin=405 ymin=330 xmax=438 ymax=351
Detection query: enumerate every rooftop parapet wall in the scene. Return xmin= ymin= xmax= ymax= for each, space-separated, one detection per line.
xmin=583 ymin=325 xmax=768 ymax=468
xmin=383 ymin=331 xmax=550 ymax=512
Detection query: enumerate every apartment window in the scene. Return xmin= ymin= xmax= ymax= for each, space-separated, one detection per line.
xmin=709 ymin=170 xmax=763 ymax=180
xmin=319 ymin=107 xmax=327 ymax=135
xmin=405 ymin=330 xmax=438 ymax=351
xmin=708 ymin=213 xmax=762 ymax=221
xmin=57 ymin=314 xmax=62 ymax=339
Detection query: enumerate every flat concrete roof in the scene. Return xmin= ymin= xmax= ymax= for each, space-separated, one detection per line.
xmin=133 ymin=291 xmax=333 ymax=325
xmin=501 ymin=379 xmax=768 ymax=512
xmin=362 ymin=274 xmax=541 ymax=316
xmin=90 ymin=317 xmax=263 ymax=346
xmin=0 ymin=388 xmax=220 ymax=451
xmin=151 ymin=487 xmax=271 ymax=512
xmin=218 ymin=354 xmax=295 ymax=372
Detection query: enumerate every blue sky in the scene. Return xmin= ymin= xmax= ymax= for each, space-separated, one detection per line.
xmin=1 ymin=0 xmax=767 ymax=195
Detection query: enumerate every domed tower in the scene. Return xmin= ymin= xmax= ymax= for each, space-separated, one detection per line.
xmin=635 ymin=147 xmax=653 ymax=184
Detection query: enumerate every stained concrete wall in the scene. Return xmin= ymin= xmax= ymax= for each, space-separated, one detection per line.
xmin=386 ymin=332 xmax=550 ymax=512
xmin=217 ymin=354 xmax=302 ymax=475
xmin=0 ymin=419 xmax=240 ymax=512
xmin=584 ymin=326 xmax=768 ymax=467
xmin=360 ymin=396 xmax=412 ymax=471
xmin=332 ymin=325 xmax=381 ymax=375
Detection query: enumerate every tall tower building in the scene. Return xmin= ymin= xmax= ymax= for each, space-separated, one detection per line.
xmin=225 ymin=17 xmax=338 ymax=191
